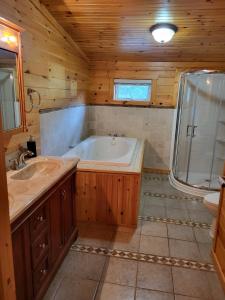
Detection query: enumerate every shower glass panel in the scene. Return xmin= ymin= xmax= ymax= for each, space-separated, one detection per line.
xmin=173 ymin=71 xmax=225 ymax=191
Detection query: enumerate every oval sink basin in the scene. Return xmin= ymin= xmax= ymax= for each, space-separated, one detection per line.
xmin=10 ymin=160 xmax=62 ymax=181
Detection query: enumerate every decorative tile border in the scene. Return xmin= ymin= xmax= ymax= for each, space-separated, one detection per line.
xmin=143 ymin=191 xmax=203 ymax=202
xmin=138 ymin=215 xmax=211 ymax=229
xmin=143 ymin=175 xmax=169 ymax=182
xmin=71 ymin=244 xmax=215 ymax=272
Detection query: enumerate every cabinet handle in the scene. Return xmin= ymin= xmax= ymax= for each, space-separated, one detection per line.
xmin=37 ymin=215 xmax=44 ymax=222
xmin=39 ymin=243 xmax=46 ymax=249
xmin=40 ymin=269 xmax=47 ymax=275
xmin=61 ymin=189 xmax=66 ymax=199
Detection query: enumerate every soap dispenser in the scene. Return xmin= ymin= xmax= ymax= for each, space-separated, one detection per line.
xmin=27 ymin=135 xmax=37 ymax=157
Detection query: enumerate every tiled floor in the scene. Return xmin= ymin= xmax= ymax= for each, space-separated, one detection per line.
xmin=44 ymin=173 xmax=225 ymax=300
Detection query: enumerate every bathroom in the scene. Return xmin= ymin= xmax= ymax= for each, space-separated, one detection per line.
xmin=0 ymin=0 xmax=225 ymax=299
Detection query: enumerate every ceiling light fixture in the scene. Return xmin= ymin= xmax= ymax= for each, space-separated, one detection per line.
xmin=150 ymin=23 xmax=178 ymax=44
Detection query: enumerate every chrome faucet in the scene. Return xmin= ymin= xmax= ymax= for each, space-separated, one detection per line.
xmin=10 ymin=150 xmax=34 ymax=170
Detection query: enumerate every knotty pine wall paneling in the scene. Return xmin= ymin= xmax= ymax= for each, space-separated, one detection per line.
xmin=1 ymin=0 xmax=90 ymax=164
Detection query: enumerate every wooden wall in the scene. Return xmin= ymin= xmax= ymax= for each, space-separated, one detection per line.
xmin=1 ymin=0 xmax=90 ymax=159
xmin=89 ymin=61 xmax=225 ymax=107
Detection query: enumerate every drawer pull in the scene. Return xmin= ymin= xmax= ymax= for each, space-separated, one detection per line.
xmin=39 ymin=243 xmax=46 ymax=249
xmin=40 ymin=269 xmax=47 ymax=275
xmin=61 ymin=189 xmax=66 ymax=199
xmin=37 ymin=215 xmax=44 ymax=222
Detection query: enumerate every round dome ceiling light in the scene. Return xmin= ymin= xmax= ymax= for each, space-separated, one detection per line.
xmin=150 ymin=23 xmax=178 ymax=44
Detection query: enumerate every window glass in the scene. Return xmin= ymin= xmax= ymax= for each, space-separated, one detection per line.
xmin=114 ymin=79 xmax=152 ymax=101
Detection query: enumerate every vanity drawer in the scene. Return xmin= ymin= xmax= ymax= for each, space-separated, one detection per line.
xmin=30 ymin=203 xmax=49 ymax=242
xmin=33 ymin=256 xmax=49 ymax=295
xmin=31 ymin=229 xmax=49 ymax=269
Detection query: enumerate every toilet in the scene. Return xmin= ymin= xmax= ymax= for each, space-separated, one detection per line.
xmin=203 ymin=192 xmax=220 ymax=238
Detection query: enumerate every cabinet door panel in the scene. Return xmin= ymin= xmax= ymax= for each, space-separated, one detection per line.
xmin=12 ymin=223 xmax=33 ymax=300
xmin=62 ymin=176 xmax=75 ymax=243
xmin=49 ymin=189 xmax=64 ymax=264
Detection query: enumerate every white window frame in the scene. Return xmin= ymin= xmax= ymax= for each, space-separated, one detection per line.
xmin=113 ymin=79 xmax=152 ymax=102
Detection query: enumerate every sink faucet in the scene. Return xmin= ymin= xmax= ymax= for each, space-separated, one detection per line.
xmin=10 ymin=150 xmax=34 ymax=170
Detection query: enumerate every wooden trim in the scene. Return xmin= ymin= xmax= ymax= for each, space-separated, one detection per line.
xmin=143 ymin=167 xmax=170 ymax=175
xmin=212 ymin=251 xmax=225 ymax=292
xmin=0 ymin=18 xmax=27 ymax=136
xmin=0 ymin=113 xmax=16 ymax=300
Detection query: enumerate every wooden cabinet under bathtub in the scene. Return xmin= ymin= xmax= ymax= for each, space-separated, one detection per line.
xmin=76 ymin=170 xmax=141 ymax=227
xmin=11 ymin=169 xmax=77 ymax=300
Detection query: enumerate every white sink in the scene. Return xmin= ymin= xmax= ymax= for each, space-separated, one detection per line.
xmin=10 ymin=160 xmax=63 ymax=181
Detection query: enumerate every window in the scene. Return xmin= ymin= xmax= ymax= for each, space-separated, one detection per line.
xmin=113 ymin=79 xmax=152 ymax=102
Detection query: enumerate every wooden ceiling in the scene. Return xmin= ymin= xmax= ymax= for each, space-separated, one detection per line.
xmin=41 ymin=0 xmax=225 ymax=62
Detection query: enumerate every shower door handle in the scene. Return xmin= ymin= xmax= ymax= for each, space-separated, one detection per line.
xmin=186 ymin=125 xmax=192 ymax=137
xmin=192 ymin=125 xmax=198 ymax=137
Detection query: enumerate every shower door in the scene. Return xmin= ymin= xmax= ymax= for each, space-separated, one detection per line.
xmin=173 ymin=72 xmax=225 ymax=191
xmin=173 ymin=74 xmax=196 ymax=184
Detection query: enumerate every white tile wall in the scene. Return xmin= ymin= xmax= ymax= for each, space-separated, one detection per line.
xmin=87 ymin=106 xmax=175 ymax=169
xmin=40 ymin=105 xmax=88 ymax=156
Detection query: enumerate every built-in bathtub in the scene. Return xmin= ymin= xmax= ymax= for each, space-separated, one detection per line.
xmin=63 ymin=135 xmax=144 ymax=227
xmin=63 ymin=136 xmax=137 ymax=167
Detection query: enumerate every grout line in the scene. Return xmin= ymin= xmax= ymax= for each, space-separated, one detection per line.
xmin=138 ymin=215 xmax=211 ymax=229
xmin=92 ymin=254 xmax=109 ymax=300
xmin=71 ymin=244 xmax=215 ymax=273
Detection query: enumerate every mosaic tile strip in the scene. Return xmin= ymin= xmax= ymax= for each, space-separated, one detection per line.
xmin=138 ymin=215 xmax=211 ymax=229
xmin=71 ymin=244 xmax=215 ymax=273
xmin=143 ymin=175 xmax=169 ymax=182
xmin=143 ymin=191 xmax=203 ymax=202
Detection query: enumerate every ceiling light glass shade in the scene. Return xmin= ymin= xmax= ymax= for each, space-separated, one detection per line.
xmin=150 ymin=23 xmax=177 ymax=43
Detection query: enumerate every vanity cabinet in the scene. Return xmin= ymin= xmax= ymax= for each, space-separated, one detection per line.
xmin=11 ymin=169 xmax=77 ymax=300
xmin=212 ymin=165 xmax=225 ymax=292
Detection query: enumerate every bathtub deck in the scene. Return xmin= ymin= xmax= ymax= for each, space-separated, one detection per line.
xmin=76 ymin=139 xmax=144 ymax=174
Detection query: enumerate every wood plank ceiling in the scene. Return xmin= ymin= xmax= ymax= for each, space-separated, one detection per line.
xmin=41 ymin=0 xmax=225 ymax=62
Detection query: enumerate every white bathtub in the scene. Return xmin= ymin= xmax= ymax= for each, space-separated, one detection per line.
xmin=63 ymin=136 xmax=137 ymax=166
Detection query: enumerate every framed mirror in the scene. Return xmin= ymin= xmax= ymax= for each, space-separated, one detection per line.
xmin=0 ymin=18 xmax=26 ymax=134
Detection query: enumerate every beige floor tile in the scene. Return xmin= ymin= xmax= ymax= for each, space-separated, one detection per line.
xmin=185 ymin=199 xmax=206 ymax=212
xmin=59 ymin=251 xmax=106 ymax=280
xmin=141 ymin=205 xmax=166 ymax=217
xmin=188 ymin=210 xmax=212 ymax=224
xmin=172 ymin=267 xmax=213 ymax=299
xmin=96 ymin=283 xmax=135 ymax=300
xmin=175 ymin=295 xmax=199 ymax=300
xmin=140 ymin=235 xmax=169 ymax=256
xmin=166 ymin=198 xmax=186 ymax=210
xmin=167 ymin=224 xmax=194 ymax=241
xmin=198 ymin=242 xmax=212 ymax=263
xmin=43 ymin=271 xmax=64 ymax=300
xmin=137 ymin=262 xmax=173 ymax=293
xmin=207 ymin=272 xmax=225 ymax=300
xmin=166 ymin=208 xmax=189 ymax=220
xmin=54 ymin=277 xmax=98 ymax=300
xmin=144 ymin=197 xmax=166 ymax=207
xmin=193 ymin=227 xmax=212 ymax=243
xmin=169 ymin=239 xmax=201 ymax=261
xmin=102 ymin=257 xmax=137 ymax=286
xmin=141 ymin=221 xmax=168 ymax=237
xmin=136 ymin=288 xmax=174 ymax=300
xmin=112 ymin=231 xmax=140 ymax=252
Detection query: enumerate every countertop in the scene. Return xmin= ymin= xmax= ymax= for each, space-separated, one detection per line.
xmin=7 ymin=156 xmax=79 ymax=223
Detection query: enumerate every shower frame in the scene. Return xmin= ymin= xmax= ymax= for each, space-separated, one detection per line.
xmin=172 ymin=69 xmax=225 ymax=192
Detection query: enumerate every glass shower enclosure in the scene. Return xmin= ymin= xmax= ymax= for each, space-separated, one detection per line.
xmin=172 ymin=71 xmax=225 ymax=191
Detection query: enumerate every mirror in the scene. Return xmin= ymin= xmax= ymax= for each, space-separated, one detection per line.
xmin=0 ymin=18 xmax=26 ymax=134
xmin=0 ymin=48 xmax=20 ymax=131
